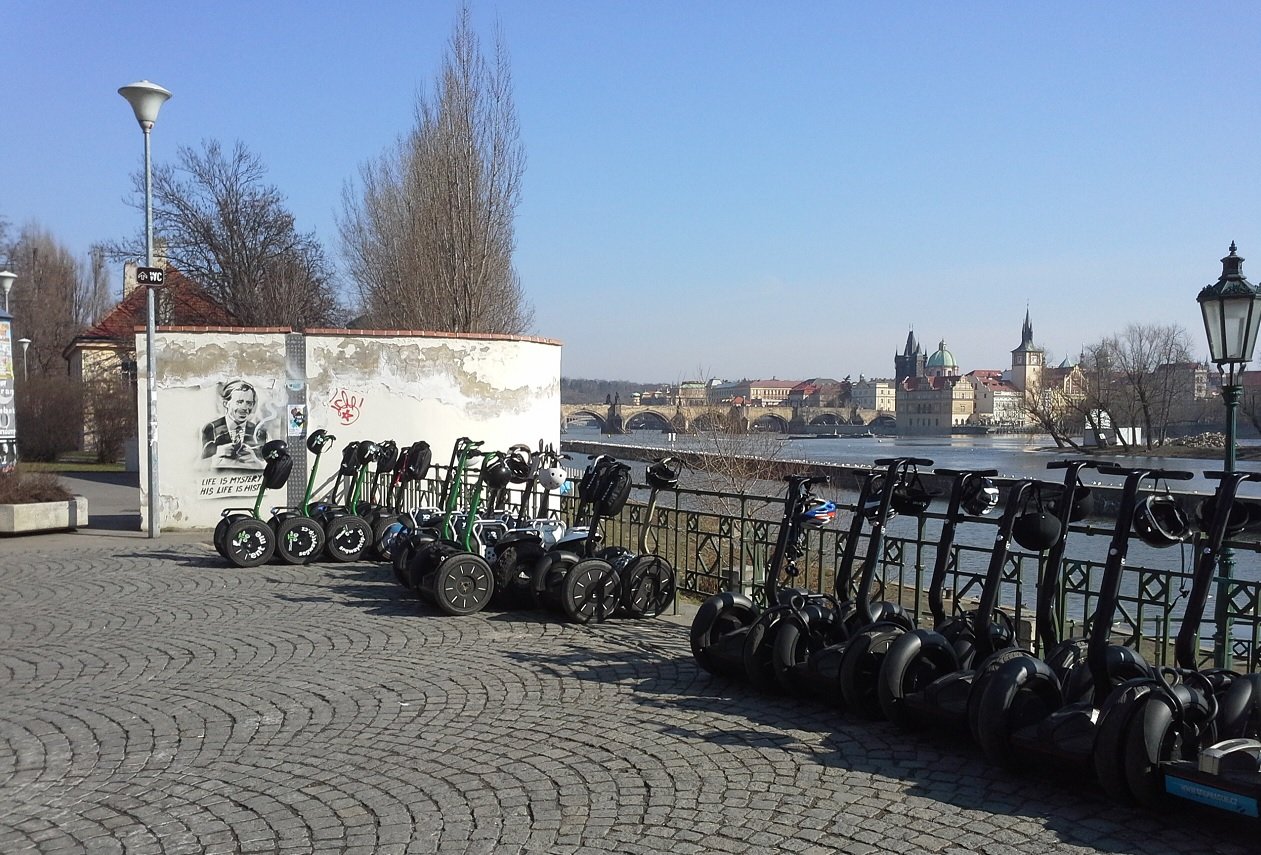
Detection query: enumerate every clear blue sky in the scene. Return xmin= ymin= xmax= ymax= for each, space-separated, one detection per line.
xmin=4 ymin=1 xmax=1260 ymax=383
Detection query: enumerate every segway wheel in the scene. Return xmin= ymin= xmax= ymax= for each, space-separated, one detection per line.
xmin=324 ymin=515 xmax=372 ymax=562
xmin=373 ymin=516 xmax=405 ymax=561
xmin=224 ymin=518 xmax=275 ymax=568
xmin=490 ymin=543 xmax=544 ymax=608
xmin=432 ymin=553 xmax=495 ymax=616
xmin=743 ymin=610 xmax=787 ymax=692
xmin=619 ymin=555 xmax=676 ymax=619
xmin=274 ymin=516 xmax=325 ymax=565
xmin=532 ymin=553 xmax=576 ymax=612
xmin=561 ymin=559 xmax=621 ymax=624
xmin=690 ymin=592 xmax=759 ymax=679
xmin=214 ymin=513 xmax=248 ymax=558
xmin=838 ymin=628 xmax=905 ymax=719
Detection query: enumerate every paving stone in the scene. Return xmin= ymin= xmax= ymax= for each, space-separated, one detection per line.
xmin=0 ymin=539 xmax=1256 ymax=855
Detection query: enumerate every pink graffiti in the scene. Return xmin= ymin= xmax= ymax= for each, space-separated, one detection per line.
xmin=330 ymin=389 xmax=362 ymax=425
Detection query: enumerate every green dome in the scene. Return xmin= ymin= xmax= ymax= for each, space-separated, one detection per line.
xmin=926 ymin=339 xmax=957 ymax=369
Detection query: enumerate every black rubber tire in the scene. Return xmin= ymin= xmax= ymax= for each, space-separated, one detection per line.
xmin=966 ymin=647 xmax=1035 ymax=745
xmin=973 ymin=653 xmax=1063 ymax=770
xmin=561 ymin=558 xmax=622 ymax=624
xmin=432 ymin=552 xmax=495 ymax=616
xmin=618 ymin=555 xmax=675 ymax=618
xmin=214 ymin=513 xmax=249 ymax=558
xmin=839 ymin=628 xmax=905 ymax=720
xmin=770 ymin=618 xmax=811 ymax=695
xmin=490 ymin=542 xmax=545 ymax=608
xmin=689 ymin=592 xmax=759 ymax=678
xmin=1092 ymin=680 xmax=1154 ymax=805
xmin=224 ymin=518 xmax=275 ymax=567
xmin=877 ymin=629 xmax=959 ymax=729
xmin=274 ymin=516 xmax=325 ymax=565
xmin=743 ymin=610 xmax=787 ymax=693
xmin=371 ymin=514 xmax=404 ymax=561
xmin=532 ymin=551 xmax=578 ymax=612
xmin=324 ymin=515 xmax=372 ymax=562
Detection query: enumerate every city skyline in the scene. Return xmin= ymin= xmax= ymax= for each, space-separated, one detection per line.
xmin=4 ymin=2 xmax=1259 ymax=381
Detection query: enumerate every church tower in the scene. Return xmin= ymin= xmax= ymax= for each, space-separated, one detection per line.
xmin=1010 ymin=309 xmax=1045 ymax=392
xmin=895 ymin=328 xmax=926 ymax=383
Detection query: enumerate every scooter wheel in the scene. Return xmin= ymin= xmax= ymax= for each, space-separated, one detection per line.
xmin=214 ymin=513 xmax=249 ymax=558
xmin=561 ymin=559 xmax=621 ymax=624
xmin=224 ymin=518 xmax=275 ymax=567
xmin=432 ymin=553 xmax=495 ymax=616
xmin=324 ymin=515 xmax=372 ymax=562
xmin=619 ymin=555 xmax=675 ymax=618
xmin=372 ymin=514 xmax=404 ymax=561
xmin=1092 ymin=681 xmax=1156 ymax=805
xmin=876 ymin=629 xmax=959 ymax=729
xmin=690 ymin=592 xmax=759 ymax=678
xmin=839 ymin=628 xmax=906 ymax=719
xmin=532 ymin=552 xmax=576 ymax=612
xmin=743 ymin=610 xmax=788 ymax=693
xmin=274 ymin=516 xmax=325 ymax=565
xmin=490 ymin=543 xmax=544 ymax=608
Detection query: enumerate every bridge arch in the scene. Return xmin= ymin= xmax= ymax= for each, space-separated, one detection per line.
xmin=562 ymin=409 xmax=607 ymax=432
xmin=750 ymin=413 xmax=789 ymax=433
xmin=625 ymin=410 xmax=674 ymax=431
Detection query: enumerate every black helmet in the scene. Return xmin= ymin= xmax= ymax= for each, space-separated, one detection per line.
xmin=306 ymin=429 xmax=335 ymax=454
xmin=646 ymin=459 xmax=681 ymax=491
xmin=482 ymin=457 xmax=515 ymax=490
xmin=1012 ymin=510 xmax=1063 ymax=551
xmin=1048 ymin=482 xmax=1094 ymax=523
xmin=860 ymin=474 xmax=892 ymax=524
xmin=890 ymin=473 xmax=934 ymax=516
xmin=356 ymin=441 xmax=381 ymax=464
xmin=1195 ymin=495 xmax=1252 ymax=537
xmin=261 ymin=439 xmax=289 ymax=461
xmin=1133 ymin=495 xmax=1192 ymax=548
xmin=504 ymin=451 xmax=533 ymax=484
xmin=960 ymin=474 xmax=1000 ymax=516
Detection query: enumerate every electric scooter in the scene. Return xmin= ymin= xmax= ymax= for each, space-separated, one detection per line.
xmin=972 ymin=465 xmax=1194 ymax=774
xmin=215 ymin=439 xmax=293 ymax=567
xmin=487 ymin=444 xmax=570 ymax=607
xmin=835 ymin=467 xmax=998 ymax=718
xmin=688 ymin=473 xmax=835 ymax=683
xmin=769 ymin=458 xmax=933 ymax=701
xmin=1094 ymin=468 xmax=1261 ymax=811
xmin=266 ymin=429 xmax=338 ymax=564
xmin=616 ymin=457 xmax=684 ymax=619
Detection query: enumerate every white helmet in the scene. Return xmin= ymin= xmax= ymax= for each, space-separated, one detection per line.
xmin=538 ymin=466 xmax=568 ymax=491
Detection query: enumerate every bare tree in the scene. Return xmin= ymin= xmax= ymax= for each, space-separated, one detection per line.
xmin=111 ymin=140 xmax=340 ymax=328
xmin=6 ymin=223 xmax=105 ymax=375
xmin=1095 ymin=323 xmax=1195 ymax=448
xmin=339 ymin=7 xmax=531 ymax=334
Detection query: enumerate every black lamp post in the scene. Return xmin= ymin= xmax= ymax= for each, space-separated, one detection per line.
xmin=1197 ymin=241 xmax=1261 ymax=668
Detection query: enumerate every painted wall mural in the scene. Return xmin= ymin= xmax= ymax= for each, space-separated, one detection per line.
xmin=199 ymin=378 xmax=280 ymax=470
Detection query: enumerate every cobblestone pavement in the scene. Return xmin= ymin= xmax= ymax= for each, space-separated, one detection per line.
xmin=1 ymin=536 xmax=1255 ymax=855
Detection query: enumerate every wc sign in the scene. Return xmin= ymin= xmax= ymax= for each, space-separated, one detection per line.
xmin=136 ymin=266 xmax=165 ymax=286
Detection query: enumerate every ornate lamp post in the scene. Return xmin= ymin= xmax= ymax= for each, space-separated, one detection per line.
xmin=119 ymin=80 xmax=171 ymax=538
xmin=1197 ymin=241 xmax=1261 ymax=668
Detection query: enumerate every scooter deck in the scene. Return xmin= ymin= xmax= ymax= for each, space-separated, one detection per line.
xmin=1162 ymin=761 xmax=1261 ymax=818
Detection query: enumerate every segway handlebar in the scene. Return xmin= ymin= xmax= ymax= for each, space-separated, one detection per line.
xmin=1046 ymin=458 xmax=1102 ymax=471
xmin=935 ymin=467 xmax=998 ymax=478
xmin=1096 ymin=463 xmax=1194 ymax=481
xmin=1203 ymin=469 xmax=1261 ymax=482
xmin=875 ymin=457 xmax=934 ymax=467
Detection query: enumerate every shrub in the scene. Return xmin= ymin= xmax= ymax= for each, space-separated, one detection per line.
xmin=0 ymin=471 xmax=73 ymax=504
xmin=14 ymin=374 xmax=84 ymax=462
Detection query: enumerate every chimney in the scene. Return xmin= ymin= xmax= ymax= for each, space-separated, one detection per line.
xmin=123 ymin=261 xmax=138 ymax=299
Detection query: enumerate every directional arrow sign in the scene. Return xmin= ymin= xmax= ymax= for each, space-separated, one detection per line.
xmin=136 ymin=266 xmax=165 ymax=286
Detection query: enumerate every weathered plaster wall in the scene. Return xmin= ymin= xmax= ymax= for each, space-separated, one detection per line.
xmin=138 ymin=328 xmax=561 ymax=530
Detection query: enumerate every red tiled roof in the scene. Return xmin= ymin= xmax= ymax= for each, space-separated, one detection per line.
xmin=69 ymin=267 xmax=236 ymax=350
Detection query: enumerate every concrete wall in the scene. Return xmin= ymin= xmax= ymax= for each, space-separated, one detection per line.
xmin=138 ymin=326 xmax=562 ymax=530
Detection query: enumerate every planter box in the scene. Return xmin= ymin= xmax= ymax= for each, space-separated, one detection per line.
xmin=0 ymin=496 xmax=89 ymax=535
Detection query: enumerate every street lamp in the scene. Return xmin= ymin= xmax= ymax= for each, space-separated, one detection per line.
xmin=0 ymin=270 xmax=14 ymax=313
xmin=17 ymin=338 xmax=30 ymax=382
xmin=119 ymin=79 xmax=171 ymax=539
xmin=1197 ymin=241 xmax=1261 ymax=668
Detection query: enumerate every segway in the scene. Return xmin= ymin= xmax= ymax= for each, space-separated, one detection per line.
xmin=266 ymin=429 xmax=337 ymax=564
xmin=488 ymin=444 xmax=570 ymax=607
xmin=412 ymin=450 xmax=508 ymax=615
xmin=1094 ymin=469 xmax=1261 ymax=809
xmin=769 ymin=458 xmax=932 ymax=701
xmin=533 ymin=456 xmax=633 ymax=624
xmin=835 ymin=467 xmax=998 ymax=718
xmin=215 ymin=440 xmax=292 ymax=567
xmin=688 ymin=473 xmax=834 ymax=682
xmin=616 ymin=457 xmax=684 ymax=619
xmin=874 ymin=477 xmax=1044 ymax=731
xmin=373 ymin=439 xmax=433 ymax=561
xmin=973 ymin=465 xmax=1194 ymax=774
xmin=391 ymin=437 xmax=479 ymax=588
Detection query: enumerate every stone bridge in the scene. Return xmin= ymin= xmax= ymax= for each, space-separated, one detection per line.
xmin=561 ymin=399 xmax=877 ymax=434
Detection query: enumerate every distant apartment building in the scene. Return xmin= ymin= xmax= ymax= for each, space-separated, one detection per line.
xmin=852 ymin=378 xmax=896 ymax=414
xmin=896 ymin=340 xmax=974 ymax=435
xmin=735 ymin=379 xmax=797 ymax=406
xmin=965 ymin=370 xmax=1023 ymax=425
xmin=786 ymin=378 xmax=848 ymax=408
